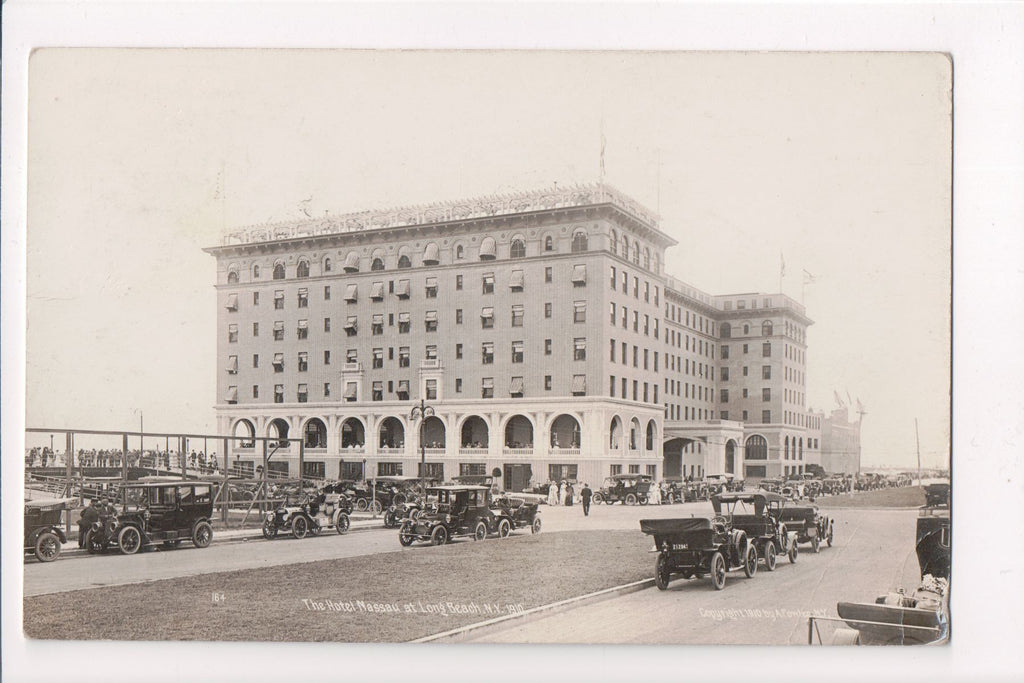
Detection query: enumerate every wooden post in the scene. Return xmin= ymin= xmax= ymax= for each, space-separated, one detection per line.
xmin=222 ymin=437 xmax=229 ymax=524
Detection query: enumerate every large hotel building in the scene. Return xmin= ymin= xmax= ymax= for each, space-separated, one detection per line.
xmin=205 ymin=184 xmax=823 ymax=489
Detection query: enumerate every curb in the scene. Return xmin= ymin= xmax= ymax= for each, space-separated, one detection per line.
xmin=411 ymin=577 xmax=656 ymax=643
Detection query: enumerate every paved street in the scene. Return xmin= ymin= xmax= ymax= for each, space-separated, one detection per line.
xmin=463 ymin=508 xmax=923 ymax=644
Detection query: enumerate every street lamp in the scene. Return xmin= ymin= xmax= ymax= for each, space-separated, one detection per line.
xmin=409 ymin=398 xmax=435 ymax=503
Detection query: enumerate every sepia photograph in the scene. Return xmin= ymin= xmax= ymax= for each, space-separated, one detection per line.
xmin=3 ymin=3 xmax=1022 ymax=683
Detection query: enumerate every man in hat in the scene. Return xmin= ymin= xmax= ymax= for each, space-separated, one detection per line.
xmin=78 ymin=498 xmax=99 ymax=548
xmin=580 ymin=483 xmax=593 ymax=517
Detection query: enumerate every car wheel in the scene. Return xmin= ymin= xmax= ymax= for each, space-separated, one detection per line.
xmin=625 ymin=493 xmax=637 ymax=506
xmin=291 ymin=516 xmax=308 ymax=540
xmin=743 ymin=544 xmax=758 ymax=578
xmin=262 ymin=520 xmax=278 ymax=539
xmin=498 ymin=518 xmax=511 ymax=538
xmin=394 ymin=493 xmax=407 ymax=506
xmin=473 ymin=521 xmax=488 ymax=541
xmin=118 ymin=526 xmax=142 ymax=555
xmin=639 ymin=495 xmax=649 ymax=505
xmin=383 ymin=510 xmax=396 ymax=529
xmin=192 ymin=521 xmax=213 ymax=548
xmin=764 ymin=541 xmax=777 ymax=571
xmin=531 ymin=517 xmax=542 ymax=534
xmin=789 ymin=540 xmax=799 ymax=564
xmin=399 ymin=523 xmax=415 ymax=546
xmin=84 ymin=529 xmax=101 ymax=554
xmin=655 ymin=554 xmax=671 ymax=590
xmin=710 ymin=551 xmax=727 ymax=590
xmin=592 ymin=493 xmax=603 ymax=504
xmin=35 ymin=531 xmax=61 ymax=562
xmin=812 ymin=535 xmax=821 ymax=553
xmin=430 ymin=525 xmax=448 ymax=545
xmin=370 ymin=500 xmax=383 ymax=515
xmin=335 ymin=512 xmax=350 ymax=534
xmin=354 ymin=498 xmax=368 ymax=512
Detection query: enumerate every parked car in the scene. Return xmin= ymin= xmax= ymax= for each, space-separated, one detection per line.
xmin=24 ymin=497 xmax=75 ymax=562
xmin=85 ymin=481 xmax=215 ymax=554
xmin=398 ymin=485 xmax=507 ymax=545
xmin=593 ymin=474 xmax=654 ymax=505
xmin=780 ymin=504 xmax=834 ymax=552
xmin=491 ymin=493 xmax=542 ymax=534
xmin=263 ymin=488 xmax=351 ymax=539
xmin=711 ymin=492 xmax=798 ymax=570
xmin=351 ymin=476 xmax=422 ymax=513
xmin=640 ymin=516 xmax=758 ymax=590
xmin=916 ymin=484 xmax=950 ymax=581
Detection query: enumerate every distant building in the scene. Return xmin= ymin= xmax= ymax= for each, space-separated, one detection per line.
xmin=813 ymin=406 xmax=862 ymax=474
xmin=205 ymin=183 xmax=820 ymax=489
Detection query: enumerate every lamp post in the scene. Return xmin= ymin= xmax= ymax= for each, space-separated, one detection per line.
xmin=409 ymin=397 xmax=435 ymax=503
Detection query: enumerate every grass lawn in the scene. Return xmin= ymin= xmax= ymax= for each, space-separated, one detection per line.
xmin=815 ymin=486 xmax=926 ymax=509
xmin=24 ymin=531 xmax=654 ymax=642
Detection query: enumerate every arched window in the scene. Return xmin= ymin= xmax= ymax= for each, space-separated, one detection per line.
xmin=296 ymin=260 xmax=310 ymax=278
xmin=304 ymin=419 xmax=327 ymax=449
xmin=762 ymin=321 xmax=773 ymax=337
xmin=510 ymin=238 xmax=526 ymax=259
xmin=743 ymin=324 xmax=750 ymax=335
xmin=423 ymin=242 xmax=440 ymax=265
xmin=645 ymin=420 xmax=657 ymax=451
xmin=371 ymin=257 xmax=385 ymax=271
xmin=323 ymin=257 xmax=332 ymax=273
xmin=273 ymin=263 xmax=286 ymax=280
xmin=720 ymin=323 xmax=731 ymax=339
xmin=544 ymin=236 xmax=554 ymax=252
xmin=227 ymin=270 xmax=239 ymax=284
xmin=571 ymin=230 xmax=589 ymax=253
xmin=455 ymin=244 xmax=465 ymax=260
xmin=652 ymin=253 xmax=660 ymax=274
xmin=745 ymin=435 xmax=768 ymax=460
xmin=252 ymin=264 xmax=261 ymax=279
xmin=609 ymin=230 xmax=618 ymax=255
xmin=643 ymin=248 xmax=650 ymax=270
xmin=397 ymin=254 xmax=412 ymax=269
xmin=784 ymin=436 xmax=790 ymax=459
xmin=632 ymin=240 xmax=640 ymax=265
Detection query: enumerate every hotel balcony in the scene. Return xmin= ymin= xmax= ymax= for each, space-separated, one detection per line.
xmin=458 ymin=447 xmax=488 ymax=457
xmin=502 ymin=447 xmax=535 ymax=458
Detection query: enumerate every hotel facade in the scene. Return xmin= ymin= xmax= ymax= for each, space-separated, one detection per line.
xmin=206 ymin=184 xmax=818 ymax=489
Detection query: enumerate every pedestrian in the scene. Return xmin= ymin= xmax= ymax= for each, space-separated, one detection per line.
xmin=565 ymin=482 xmax=574 ymax=507
xmin=581 ymin=483 xmax=592 ymax=516
xmin=557 ymin=480 xmax=566 ymax=507
xmin=547 ymin=481 xmax=559 ymax=506
xmin=78 ymin=499 xmax=99 ymax=548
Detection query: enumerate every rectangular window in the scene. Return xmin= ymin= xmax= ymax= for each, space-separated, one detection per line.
xmin=324 ymin=350 xmax=331 ymax=365
xmin=253 ymin=354 xmax=259 ymax=368
xmin=573 ymin=338 xmax=586 ymax=361
xmin=372 ymin=348 xmax=384 ymax=369
xmin=743 ymin=388 xmax=749 ymax=398
xmin=643 ymin=348 xmax=649 ymax=370
xmin=398 ymin=312 xmax=410 ymax=334
xmin=610 ymin=302 xmax=616 ymax=324
xmin=763 ymin=342 xmax=772 ymax=357
xmin=252 ymin=292 xmax=259 ymax=306
xmin=610 ymin=266 xmax=616 ymax=289
xmin=343 ymin=284 xmax=357 ymax=303
xmin=297 ymin=352 xmax=308 ymax=372
xmin=227 ymin=355 xmax=238 ymax=374
xmin=545 ymin=375 xmax=552 ymax=391
xmin=426 ymin=379 xmax=438 ymax=400
xmin=643 ymin=314 xmax=650 ymax=335
xmin=482 ymin=342 xmax=494 ymax=364
xmin=482 ymin=273 xmax=495 ymax=294
xmin=545 ymin=266 xmax=553 ymax=283
xmin=345 ymin=382 xmax=358 ymax=403
xmin=378 ymin=462 xmax=403 ymax=476
xmin=721 ymin=389 xmax=729 ymax=403
xmin=633 ymin=346 xmax=639 ymax=368
xmin=572 ymin=374 xmax=587 ymax=397
xmin=511 ymin=340 xmax=525 ymax=363
xmin=644 ymin=281 xmax=650 ymax=302
xmin=346 ymin=348 xmax=357 ymax=364
xmin=456 ymin=309 xmax=463 ymax=324
xmin=621 ymin=377 xmax=627 ymax=398
xmin=762 ymin=365 xmax=771 ymax=380
xmin=721 ymin=367 xmax=730 ymax=381
xmin=323 ymin=317 xmax=331 ymax=333
xmin=481 ymin=307 xmax=494 ymax=329
xmin=297 ymin=288 xmax=308 ymax=308
xmin=297 ymin=320 xmax=308 ymax=339
xmin=273 ymin=321 xmax=284 ymax=341
xmin=343 ymin=316 xmax=357 ymax=337
xmin=425 ymin=310 xmax=438 ymax=332
xmin=297 ymin=384 xmax=308 ymax=403
xmin=610 ymin=339 xmax=616 ymax=362
xmin=456 ymin=343 xmax=463 ymax=359
xmin=482 ymin=377 xmax=494 ymax=399
xmin=632 ymin=380 xmax=638 ymax=401
xmin=610 ymin=464 xmax=623 ymax=475
xmin=721 ymin=345 xmax=730 ymax=359
xmin=653 ymin=319 xmax=659 ymax=339
xmin=545 ymin=339 xmax=552 ymax=355
xmin=510 ymin=376 xmax=524 ymax=398
xmin=621 ymin=306 xmax=628 ymax=328
xmin=763 ymin=388 xmax=771 ymax=402
xmin=399 ymin=347 xmax=410 ymax=368
xmin=609 ymin=375 xmax=616 ymax=397
xmin=743 ymin=343 xmax=749 ymax=354
xmin=455 ymin=378 xmax=463 ymax=393
xmin=252 ymin=385 xmax=259 ymax=399
xmin=274 ymin=384 xmax=284 ymax=404
xmin=545 ymin=303 xmax=552 ymax=318
xmin=511 ymin=269 xmax=525 ymax=292
xmin=425 ymin=277 xmax=438 ymax=298
xmin=632 ymin=310 xmax=639 ymax=332
xmin=573 ymin=300 xmax=586 ymax=323
xmin=324 ymin=285 xmax=331 ymax=300
xmin=425 ymin=345 xmax=438 ymax=360
xmin=370 ymin=281 xmax=384 ymax=301
xmin=633 ymin=276 xmax=639 ymax=298
xmin=762 ymin=410 xmax=771 ymax=424
xmin=654 ymin=286 xmax=659 ymax=306
xmin=274 ymin=290 xmax=284 ymax=309
xmin=456 ymin=274 xmax=463 ymax=290
xmin=621 ymin=271 xmax=628 ymax=293
xmin=511 ymin=304 xmax=525 ymax=327
xmin=228 ymin=324 xmax=238 ymax=343
xmin=743 ymin=366 xmax=749 ymax=376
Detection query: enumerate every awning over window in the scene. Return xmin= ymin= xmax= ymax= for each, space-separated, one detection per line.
xmin=344 ymin=251 xmax=360 ymax=272
xmin=274 ymin=353 xmax=284 ymax=364
xmin=574 ymin=300 xmax=587 ymax=311
xmin=370 ymin=281 xmax=384 ymax=299
xmin=482 ymin=378 xmax=494 ymax=389
xmin=225 ymin=293 xmax=239 ymax=310
xmin=297 ymin=319 xmax=308 ymax=329
xmin=572 ymin=264 xmax=587 ymax=284
xmin=344 ymin=383 xmax=358 ymax=399
xmin=373 ymin=381 xmax=383 ymax=390
xmin=344 ymin=284 xmax=358 ymax=302
xmin=509 ymin=377 xmax=524 ymax=394
xmin=397 ymin=380 xmax=410 ymax=393
xmin=395 ymin=279 xmax=410 ymax=296
xmin=225 ymin=386 xmax=238 ymax=401
xmin=423 ymin=243 xmax=439 ymax=264
xmin=372 ymin=313 xmax=384 ymax=324
xmin=479 ymin=236 xmax=496 ymax=259
xmin=298 ymin=383 xmax=308 ymax=393
xmin=398 ymin=312 xmax=411 ymax=323
xmin=425 ymin=276 xmax=438 ymax=288
xmin=227 ymin=356 xmax=238 ymax=372
xmin=273 ymin=321 xmax=285 ymax=331
xmin=481 ymin=307 xmax=494 ymax=319
xmin=510 ymin=270 xmax=524 ymax=288
xmin=571 ymin=375 xmax=587 ymax=393
xmin=425 ymin=310 xmax=438 ymax=322
xmin=344 ymin=316 xmax=357 ymax=329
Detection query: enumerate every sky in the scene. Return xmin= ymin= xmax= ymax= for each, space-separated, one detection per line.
xmin=24 ymin=49 xmax=951 ymax=467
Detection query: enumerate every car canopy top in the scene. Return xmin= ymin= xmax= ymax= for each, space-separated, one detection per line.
xmin=711 ymin=491 xmax=788 ymax=515
xmin=25 ymin=497 xmax=77 ymax=511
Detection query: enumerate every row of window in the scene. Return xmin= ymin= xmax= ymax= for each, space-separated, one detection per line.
xmin=664 ymin=303 xmax=715 ymax=336
xmin=664 ymin=328 xmax=715 ymax=359
xmin=609 ymin=303 xmax=660 ymax=338
xmin=225 ymin=375 xmax=588 ymax=404
xmin=664 ymin=354 xmax=714 ymax=380
xmin=720 ymin=388 xmax=773 ymax=403
xmin=665 ymin=405 xmax=715 ymax=422
xmin=608 ymin=339 xmax=659 ymax=372
xmin=664 ymin=378 xmax=714 ymax=403
xmin=608 ymin=376 xmax=659 ymax=404
xmin=720 ymin=342 xmax=771 ymax=360
xmin=608 ymin=464 xmax=660 ymax=477
xmin=715 ymin=410 xmax=771 ymax=424
xmin=609 ymin=230 xmax=659 ymax=274
xmin=608 ymin=266 xmax=661 ymax=306
xmin=719 ymin=365 xmax=772 ymax=382
xmin=720 ymin=321 xmax=773 ymax=339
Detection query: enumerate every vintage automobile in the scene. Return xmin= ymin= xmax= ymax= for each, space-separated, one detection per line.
xmin=712 ymin=492 xmax=798 ymax=569
xmin=24 ymin=497 xmax=75 ymax=562
xmin=398 ymin=485 xmax=508 ymax=545
xmin=263 ymin=488 xmax=351 ymax=539
xmin=916 ymin=484 xmax=950 ymax=581
xmin=757 ymin=478 xmax=783 ymax=494
xmin=84 ymin=481 xmax=215 ymax=554
xmin=593 ymin=474 xmax=654 ymax=505
xmin=491 ymin=492 xmax=542 ymax=534
xmin=351 ymin=476 xmax=422 ymax=513
xmin=780 ymin=504 xmax=834 ymax=552
xmin=640 ymin=516 xmax=758 ymax=591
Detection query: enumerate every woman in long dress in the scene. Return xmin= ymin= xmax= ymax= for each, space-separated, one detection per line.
xmin=548 ymin=481 xmax=559 ymax=506
xmin=558 ymin=481 xmax=566 ymax=507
